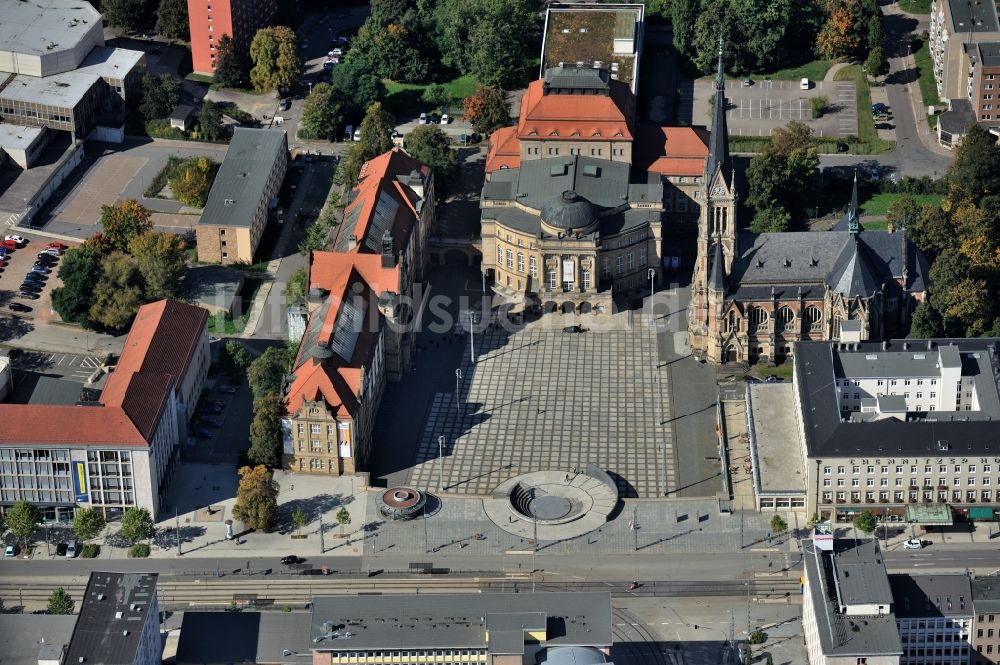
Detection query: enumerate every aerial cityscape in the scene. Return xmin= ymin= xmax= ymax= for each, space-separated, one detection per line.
xmin=0 ymin=0 xmax=999 ymax=664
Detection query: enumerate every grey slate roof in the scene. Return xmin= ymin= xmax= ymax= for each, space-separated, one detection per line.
xmin=729 ymin=228 xmax=928 ymax=297
xmin=889 ymin=574 xmax=973 ymax=618
xmin=972 ymin=576 xmax=1000 ymax=614
xmin=65 ymin=572 xmax=158 ymax=665
xmin=794 ymin=339 xmax=1000 ymax=457
xmin=802 ymin=538 xmax=902 ymax=658
xmin=543 ymin=65 xmax=610 ymax=92
xmin=977 ymin=42 xmax=1000 ymax=67
xmin=199 ymin=127 xmax=287 ymax=229
xmin=938 ymin=98 xmax=977 ymax=134
xmin=308 ymin=593 xmax=611 ymax=652
xmin=945 ymin=0 xmax=1000 ymax=32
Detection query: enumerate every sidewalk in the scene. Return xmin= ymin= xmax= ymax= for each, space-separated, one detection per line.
xmin=5 ymin=321 xmax=124 ymax=356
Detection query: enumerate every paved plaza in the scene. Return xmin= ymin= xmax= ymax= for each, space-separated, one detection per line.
xmin=407 ymin=316 xmax=675 ymax=498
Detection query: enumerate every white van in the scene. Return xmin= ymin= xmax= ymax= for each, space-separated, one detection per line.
xmin=353 ymin=127 xmax=361 ymax=141
xmin=343 ymin=124 xmax=353 ymax=142
xmin=800 ymin=78 xmax=810 ymax=90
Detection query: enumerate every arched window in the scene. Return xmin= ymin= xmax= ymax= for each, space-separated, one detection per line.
xmin=726 ymin=310 xmax=740 ymax=333
xmin=805 ymin=306 xmax=823 ymax=332
xmin=775 ymin=306 xmax=795 ymax=333
xmin=747 ymin=306 xmax=769 ymax=334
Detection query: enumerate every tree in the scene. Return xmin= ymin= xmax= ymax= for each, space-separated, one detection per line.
xmin=6 ymin=500 xmax=41 ymax=549
xmin=853 ymin=509 xmax=878 ymax=534
xmin=746 ymin=122 xmax=819 ymax=230
xmin=865 ymin=46 xmax=889 ymax=77
xmin=750 ymin=205 xmax=793 ymax=233
xmin=463 ymin=86 xmax=510 ymax=136
xmin=671 ymin=0 xmax=699 ymax=55
xmin=469 ymin=14 xmax=528 ymax=87
xmin=349 ymin=21 xmax=431 ymax=83
xmin=199 ymin=100 xmax=225 ymax=141
xmin=337 ymin=144 xmax=368 ymax=191
xmin=250 ymin=26 xmax=301 ymax=93
xmin=359 ymin=102 xmax=395 ymax=158
xmin=770 ymin=514 xmax=787 ymax=534
xmin=129 ymin=231 xmax=188 ymax=299
xmin=329 ymin=61 xmax=387 ymax=117
xmin=139 ymin=73 xmax=182 ymax=121
xmin=155 ymin=0 xmax=189 ymax=40
xmin=886 ymin=195 xmax=921 ymax=232
xmin=292 ymin=507 xmax=308 ymax=534
xmin=214 ymin=34 xmax=249 ymax=88
xmin=119 ymin=507 xmax=154 ymax=544
xmin=403 ymin=125 xmax=457 ymax=196
xmin=422 ymin=84 xmax=452 ymax=111
xmin=248 ymin=346 xmax=296 ymax=400
xmin=218 ymin=339 xmax=250 ymax=380
xmin=942 ymin=278 xmax=995 ymax=336
xmin=909 ymin=301 xmax=945 ymax=338
xmin=336 ymin=506 xmax=352 ymax=535
xmin=817 ymin=0 xmax=870 ymax=59
xmin=168 ymin=156 xmax=218 ymax=207
xmin=232 ymin=465 xmax=279 ymax=531
xmin=765 ymin=654 xmax=774 ymax=665
xmin=47 ymin=588 xmax=74 ymax=615
xmin=911 ymin=204 xmax=957 ymax=259
xmin=248 ymin=393 xmax=284 ymax=468
xmin=806 ymin=513 xmax=822 ymax=528
xmin=100 ymin=199 xmax=153 ymax=253
xmin=300 ymin=83 xmax=345 ymax=140
xmin=89 ymin=252 xmax=144 ymax=332
xmin=73 ymin=507 xmax=107 ymax=542
xmin=286 ymin=267 xmax=308 ymax=305
xmin=51 ymin=245 xmax=102 ymax=326
xmin=101 ymin=0 xmax=147 ymax=32
xmin=299 ymin=215 xmax=337 ymax=254
xmin=947 ymin=124 xmax=1000 ymax=203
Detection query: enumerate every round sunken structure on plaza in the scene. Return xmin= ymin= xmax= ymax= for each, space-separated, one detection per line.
xmin=486 ymin=465 xmax=619 ymax=540
xmin=376 ymin=486 xmax=426 ymax=520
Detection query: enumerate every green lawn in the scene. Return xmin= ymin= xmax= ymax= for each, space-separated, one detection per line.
xmin=755 ymin=364 xmax=794 ymax=380
xmin=833 ymin=65 xmax=896 ymax=154
xmin=384 ymin=74 xmax=481 ymax=117
xmin=859 ymin=193 xmax=945 ymax=216
xmin=913 ymin=37 xmax=942 ymax=125
xmin=750 ymin=59 xmax=835 ymax=82
xmin=207 ymin=313 xmax=247 ymax=334
xmin=185 ymin=72 xmax=214 ymax=84
xmin=898 ymin=0 xmax=932 ymax=13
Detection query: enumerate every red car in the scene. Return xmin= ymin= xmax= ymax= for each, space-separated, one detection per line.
xmin=0 ymin=239 xmax=17 ymax=250
xmin=44 ymin=242 xmax=67 ymax=250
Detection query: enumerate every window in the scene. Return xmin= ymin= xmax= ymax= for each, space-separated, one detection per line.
xmin=866 ymin=465 xmax=874 ymax=474
xmin=838 ymin=466 xmax=846 ymax=474
xmin=639 ymin=245 xmax=646 ymax=266
xmin=602 ymin=257 xmax=610 ymax=279
xmin=517 ymin=253 xmax=524 ymax=273
xmin=497 ymin=245 xmax=503 ymax=264
xmin=895 ymin=465 xmax=903 ymax=473
xmin=824 ymin=479 xmax=832 ymax=487
xmin=547 ymin=270 xmax=557 ymax=290
xmin=529 ymin=256 xmax=537 ymax=278
xmin=506 ymin=249 xmax=513 ymax=269
xmin=310 ymin=424 xmax=321 ymax=434
xmin=627 ymin=252 xmax=635 ymax=271
xmin=824 ymin=466 xmax=831 ymax=475
xmin=582 ymin=270 xmax=591 ymax=290
xmin=616 ymin=255 xmax=623 ymax=274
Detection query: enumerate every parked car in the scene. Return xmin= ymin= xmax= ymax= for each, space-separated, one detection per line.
xmin=5 ymin=544 xmax=17 ymax=557
xmin=4 ymin=235 xmax=26 ymax=245
xmin=903 ymin=538 xmax=924 ymax=549
xmin=38 ymin=249 xmax=61 ymax=259
xmin=343 ymin=124 xmax=353 ymax=142
xmin=281 ymin=555 xmax=303 ymax=565
xmin=44 ymin=242 xmax=67 ymax=250
xmin=419 ymin=112 xmax=428 ymax=125
xmin=65 ymin=541 xmax=78 ymax=558
xmin=24 ymin=272 xmax=45 ymax=280
xmin=332 ymin=48 xmax=342 ymax=56
xmin=875 ymin=123 xmax=894 ymax=130
xmin=218 ymin=385 xmax=238 ymax=394
xmin=34 ymin=261 xmax=55 ymax=270
xmin=30 ymin=266 xmax=51 ymax=274
xmin=800 ymin=78 xmax=810 ymax=90
xmin=562 ymin=325 xmax=585 ymax=333
xmin=279 ymin=98 xmax=291 ymax=112
xmin=55 ymin=542 xmax=68 ymax=556
xmin=440 ymin=114 xmax=450 ymax=125
xmin=353 ymin=127 xmax=361 ymax=141
xmin=836 ymin=142 xmax=849 ymax=153
xmin=8 ymin=302 xmax=31 ymax=313
xmin=17 ymin=290 xmax=39 ymax=299
xmin=19 ymin=283 xmax=41 ymax=292
xmin=741 ymin=78 xmax=753 ymax=87
xmin=0 ymin=239 xmax=18 ymax=250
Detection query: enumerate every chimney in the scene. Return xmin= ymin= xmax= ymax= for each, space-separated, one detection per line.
xmin=347 ymin=235 xmax=358 ymax=250
xmin=381 ymin=230 xmax=396 ymax=268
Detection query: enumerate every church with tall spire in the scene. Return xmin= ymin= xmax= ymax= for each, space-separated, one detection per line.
xmin=687 ymin=45 xmax=931 ymax=365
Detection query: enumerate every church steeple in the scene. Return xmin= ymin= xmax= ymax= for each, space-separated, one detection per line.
xmin=846 ymin=170 xmax=860 ymax=234
xmin=706 ymin=37 xmax=731 ymax=186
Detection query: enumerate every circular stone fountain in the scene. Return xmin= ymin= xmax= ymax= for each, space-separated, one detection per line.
xmin=376 ymin=486 xmax=427 ymax=520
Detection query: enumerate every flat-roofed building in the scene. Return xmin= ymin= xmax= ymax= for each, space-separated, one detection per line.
xmin=973 ymin=576 xmax=1000 ymax=664
xmin=66 ymin=572 xmax=160 ymax=665
xmin=195 ymin=127 xmax=288 ymax=264
xmin=747 ymin=382 xmax=807 ymax=513
xmin=802 ymin=533 xmax=902 ymax=665
xmin=0 ymin=124 xmax=48 ymax=168
xmin=0 ymin=614 xmax=77 ymax=665
xmin=890 ymin=574 xmax=973 ymax=665
xmin=0 ymin=0 xmax=104 ymax=77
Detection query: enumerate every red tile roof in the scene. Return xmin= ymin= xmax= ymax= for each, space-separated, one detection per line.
xmin=485 ymin=126 xmax=521 ymax=173
xmin=633 ymin=126 xmax=709 ymax=177
xmin=309 ymin=251 xmax=400 ymax=297
xmin=0 ymin=299 xmax=207 ymax=447
xmin=517 ymin=78 xmax=635 ymax=141
xmin=332 ymin=148 xmax=430 ymax=254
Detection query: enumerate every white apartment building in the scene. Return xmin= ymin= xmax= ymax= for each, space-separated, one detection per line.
xmin=890 ymin=574 xmax=974 ymax=665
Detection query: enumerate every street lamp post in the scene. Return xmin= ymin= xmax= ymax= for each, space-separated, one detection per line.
xmin=468 ymin=311 xmax=475 ymax=363
xmin=455 ymin=368 xmax=463 ymax=417
xmin=648 ymin=268 xmax=656 ymax=326
xmin=481 ymin=271 xmax=486 ymax=294
xmin=438 ymin=435 xmax=445 ymax=491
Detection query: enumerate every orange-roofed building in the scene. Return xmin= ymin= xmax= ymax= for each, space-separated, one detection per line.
xmin=0 ymin=300 xmax=209 ymax=523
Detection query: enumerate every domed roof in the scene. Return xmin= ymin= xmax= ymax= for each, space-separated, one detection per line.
xmin=540 ymin=190 xmax=597 ymax=232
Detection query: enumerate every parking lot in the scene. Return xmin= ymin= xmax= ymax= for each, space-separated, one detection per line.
xmin=11 ymin=350 xmax=106 ymax=381
xmin=0 ymin=234 xmax=73 ymax=320
xmin=692 ymin=77 xmax=858 ymax=138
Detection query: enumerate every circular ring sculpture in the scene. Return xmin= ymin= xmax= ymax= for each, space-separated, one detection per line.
xmin=484 ymin=465 xmax=619 ymax=540
xmin=376 ymin=486 xmax=426 ymax=520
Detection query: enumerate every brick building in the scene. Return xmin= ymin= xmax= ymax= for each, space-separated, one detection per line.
xmin=188 ymin=0 xmax=277 ymax=76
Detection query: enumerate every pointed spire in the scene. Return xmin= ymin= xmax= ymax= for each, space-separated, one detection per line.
xmin=706 ymin=35 xmax=731 ymax=189
xmin=847 ymin=170 xmax=860 ymax=235
xmin=708 ymin=240 xmax=726 ymax=291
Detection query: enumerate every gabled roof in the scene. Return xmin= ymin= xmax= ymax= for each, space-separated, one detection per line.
xmin=828 ymin=237 xmax=883 ymax=298
xmin=333 ymin=149 xmax=430 ymax=254
xmin=198 ymin=128 xmax=287 ymax=229
xmin=0 ymin=404 xmax=147 ymax=446
xmin=485 ymin=126 xmax=521 ymax=173
xmin=633 ymin=126 xmax=708 ymax=177
xmin=517 ymin=73 xmax=634 ymax=142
